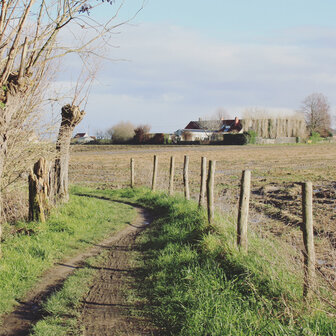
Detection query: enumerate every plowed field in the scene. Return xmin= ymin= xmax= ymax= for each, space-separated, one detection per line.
xmin=70 ymin=143 xmax=336 ymax=282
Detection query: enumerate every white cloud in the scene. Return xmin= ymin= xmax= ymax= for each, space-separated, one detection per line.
xmin=52 ymin=22 xmax=336 ymax=133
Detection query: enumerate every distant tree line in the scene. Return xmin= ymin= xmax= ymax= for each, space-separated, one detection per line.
xmin=94 ymin=92 xmax=335 ymax=146
xmin=95 ymin=122 xmax=170 ymax=144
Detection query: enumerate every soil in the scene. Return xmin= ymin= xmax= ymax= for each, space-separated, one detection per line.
xmin=250 ymin=181 xmax=336 ymax=279
xmin=0 ymin=205 xmax=156 ymax=336
xmin=79 ymin=207 xmax=157 ymax=336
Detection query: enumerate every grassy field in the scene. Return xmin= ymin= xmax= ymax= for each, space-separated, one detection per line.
xmin=69 ymin=143 xmax=336 ymax=285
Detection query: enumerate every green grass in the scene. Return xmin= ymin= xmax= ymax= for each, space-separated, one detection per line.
xmin=74 ymin=186 xmax=336 ymax=336
xmin=3 ymin=185 xmax=334 ymax=335
xmin=30 ymin=268 xmax=95 ymax=336
xmin=0 ymin=190 xmax=136 ymax=317
xmin=30 ymin=254 xmax=100 ymax=336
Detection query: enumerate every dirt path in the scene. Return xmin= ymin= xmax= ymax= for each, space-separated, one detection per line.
xmin=0 ymin=205 xmax=154 ymax=336
xmin=79 ymin=207 xmax=157 ymax=336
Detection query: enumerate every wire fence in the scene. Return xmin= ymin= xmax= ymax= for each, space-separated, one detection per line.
xmin=69 ymin=151 xmax=336 ymax=305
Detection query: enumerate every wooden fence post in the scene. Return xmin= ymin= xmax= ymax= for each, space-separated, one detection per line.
xmin=207 ymin=160 xmax=216 ymax=224
xmin=237 ymin=170 xmax=251 ymax=252
xmin=169 ymin=156 xmax=175 ymax=196
xmin=183 ymin=155 xmax=190 ymax=200
xmin=199 ymin=157 xmax=207 ymax=208
xmin=152 ymin=155 xmax=158 ymax=191
xmin=302 ymin=181 xmax=316 ymax=299
xmin=130 ymin=158 xmax=134 ymax=188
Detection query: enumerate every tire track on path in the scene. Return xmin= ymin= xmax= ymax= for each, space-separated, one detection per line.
xmin=80 ymin=207 xmax=157 ymax=336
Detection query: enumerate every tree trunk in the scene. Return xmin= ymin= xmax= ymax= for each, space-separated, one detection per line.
xmin=28 ymin=157 xmax=50 ymax=222
xmin=54 ymin=104 xmax=85 ymax=203
xmin=48 ymin=160 xmax=55 ymax=204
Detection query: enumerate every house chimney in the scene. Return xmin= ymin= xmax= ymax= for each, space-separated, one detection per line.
xmin=198 ymin=117 xmax=202 ymax=121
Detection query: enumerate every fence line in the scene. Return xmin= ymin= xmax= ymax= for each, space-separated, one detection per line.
xmin=123 ymin=154 xmax=331 ymax=303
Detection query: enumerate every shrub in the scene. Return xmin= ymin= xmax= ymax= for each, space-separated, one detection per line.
xmin=247 ymin=130 xmax=257 ymax=144
xmin=148 ymin=133 xmax=165 ymax=144
xmin=212 ymin=133 xmax=249 ymax=145
xmin=309 ymin=131 xmax=322 ymax=144
xmin=133 ymin=125 xmax=151 ymax=144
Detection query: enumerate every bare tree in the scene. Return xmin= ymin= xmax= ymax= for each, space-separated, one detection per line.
xmin=53 ymin=55 xmax=101 ymax=203
xmin=95 ymin=129 xmax=108 ymax=140
xmin=54 ymin=104 xmax=85 ymax=202
xmin=301 ymin=93 xmax=331 ymax=136
xmin=0 ymin=0 xmax=144 ymax=251
xmin=106 ymin=127 xmax=114 ymax=140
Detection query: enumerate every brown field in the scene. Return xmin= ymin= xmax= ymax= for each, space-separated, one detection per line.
xmin=70 ymin=143 xmax=336 ymax=282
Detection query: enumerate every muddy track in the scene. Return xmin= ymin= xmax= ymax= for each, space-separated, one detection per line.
xmin=80 ymin=207 xmax=157 ymax=336
xmin=0 ymin=204 xmax=153 ymax=336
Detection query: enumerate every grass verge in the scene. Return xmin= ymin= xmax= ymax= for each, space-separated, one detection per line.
xmin=74 ymin=186 xmax=336 ymax=336
xmin=0 ymin=191 xmax=136 ymax=317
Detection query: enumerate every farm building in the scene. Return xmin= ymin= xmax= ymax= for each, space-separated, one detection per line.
xmin=175 ymin=116 xmax=307 ymax=143
xmin=72 ymin=132 xmax=96 ymax=144
xmin=176 ymin=117 xmax=243 ymax=141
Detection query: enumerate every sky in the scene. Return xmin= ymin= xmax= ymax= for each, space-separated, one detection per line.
xmin=62 ymin=0 xmax=336 ymax=134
